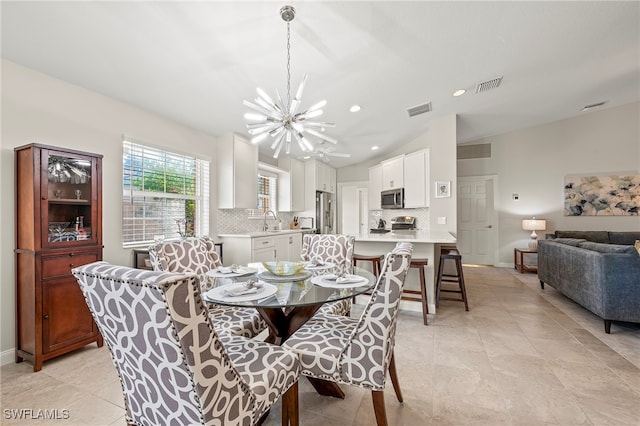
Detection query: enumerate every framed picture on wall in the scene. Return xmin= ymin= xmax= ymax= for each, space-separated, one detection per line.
xmin=435 ymin=180 xmax=451 ymax=198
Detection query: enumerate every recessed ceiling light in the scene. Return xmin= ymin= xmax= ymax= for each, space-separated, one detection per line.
xmin=303 ymin=156 xmax=311 ymax=159
xmin=349 ymin=105 xmax=361 ymax=113
xmin=453 ymin=89 xmax=466 ymax=97
xmin=371 ymin=146 xmax=379 ymax=151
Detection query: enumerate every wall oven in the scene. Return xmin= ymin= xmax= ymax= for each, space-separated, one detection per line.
xmin=381 ymin=188 xmax=404 ymax=209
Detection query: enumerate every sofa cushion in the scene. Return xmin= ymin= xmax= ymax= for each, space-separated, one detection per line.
xmin=608 ymin=232 xmax=640 ymax=245
xmin=555 ymin=231 xmax=609 ymax=243
xmin=578 ymin=241 xmax=639 ymax=255
xmin=552 ymin=238 xmax=588 ymax=247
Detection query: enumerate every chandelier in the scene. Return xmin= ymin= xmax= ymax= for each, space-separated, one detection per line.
xmin=243 ymin=5 xmax=337 ymax=159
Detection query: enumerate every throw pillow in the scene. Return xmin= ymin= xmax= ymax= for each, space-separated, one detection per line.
xmin=635 ymin=240 xmax=640 ymax=256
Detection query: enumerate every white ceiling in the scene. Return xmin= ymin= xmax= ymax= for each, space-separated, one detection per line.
xmin=2 ymin=1 xmax=639 ymax=168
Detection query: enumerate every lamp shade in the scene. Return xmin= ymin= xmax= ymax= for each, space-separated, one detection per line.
xmin=522 ymin=218 xmax=546 ymax=231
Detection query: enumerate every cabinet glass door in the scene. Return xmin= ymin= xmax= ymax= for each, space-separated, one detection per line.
xmin=43 ymin=150 xmax=96 ymax=247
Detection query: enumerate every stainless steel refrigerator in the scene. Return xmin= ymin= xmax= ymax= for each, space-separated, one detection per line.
xmin=315 ymin=191 xmax=334 ymax=234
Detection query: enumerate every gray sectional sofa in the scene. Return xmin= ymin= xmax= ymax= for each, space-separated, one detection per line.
xmin=538 ymin=231 xmax=640 ymax=333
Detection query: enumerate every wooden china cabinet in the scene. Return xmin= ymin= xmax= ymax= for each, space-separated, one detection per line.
xmin=14 ymin=143 xmax=104 ymax=371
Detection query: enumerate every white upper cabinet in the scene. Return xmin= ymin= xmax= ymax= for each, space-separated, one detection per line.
xmin=381 ymin=155 xmax=404 ymax=190
xmin=305 ymin=159 xmax=336 ymax=209
xmin=218 ymin=133 xmax=258 ymax=209
xmin=278 ymin=158 xmax=305 ymax=212
xmin=403 ymin=149 xmax=430 ymax=208
xmin=368 ymin=165 xmax=382 ymax=210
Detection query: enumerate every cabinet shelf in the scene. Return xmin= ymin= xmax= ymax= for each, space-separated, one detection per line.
xmin=48 ymin=198 xmax=90 ymax=204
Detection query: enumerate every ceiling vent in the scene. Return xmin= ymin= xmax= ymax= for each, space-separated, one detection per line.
xmin=457 ymin=143 xmax=491 ymax=160
xmin=407 ymin=102 xmax=432 ymax=117
xmin=475 ymin=76 xmax=503 ymax=93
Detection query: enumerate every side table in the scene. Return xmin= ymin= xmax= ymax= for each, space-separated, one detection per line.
xmin=514 ymin=248 xmax=538 ymax=273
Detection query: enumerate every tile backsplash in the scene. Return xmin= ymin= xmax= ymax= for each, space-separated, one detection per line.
xmin=369 ymin=208 xmax=429 ymax=230
xmin=217 ymin=209 xmax=297 ymax=234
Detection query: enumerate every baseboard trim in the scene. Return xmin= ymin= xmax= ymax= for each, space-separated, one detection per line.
xmin=1 ymin=348 xmax=15 ymax=366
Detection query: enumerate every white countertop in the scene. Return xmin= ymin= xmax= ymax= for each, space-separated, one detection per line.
xmin=219 ymin=229 xmax=455 ymax=244
xmin=355 ymin=230 xmax=457 ymax=244
xmin=219 ymin=229 xmax=315 ymax=238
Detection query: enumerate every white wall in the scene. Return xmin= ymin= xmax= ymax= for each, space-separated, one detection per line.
xmin=0 ymin=60 xmax=221 ymax=355
xmin=337 ymin=114 xmax=458 ymax=233
xmin=458 ymin=101 xmax=640 ymax=266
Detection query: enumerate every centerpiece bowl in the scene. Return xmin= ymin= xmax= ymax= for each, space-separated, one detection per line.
xmin=262 ymin=261 xmax=305 ymax=276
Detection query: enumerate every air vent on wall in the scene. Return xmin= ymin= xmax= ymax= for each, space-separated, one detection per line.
xmin=457 ymin=143 xmax=491 ymax=160
xmin=407 ymin=102 xmax=432 ymax=117
xmin=475 ymin=76 xmax=503 ymax=93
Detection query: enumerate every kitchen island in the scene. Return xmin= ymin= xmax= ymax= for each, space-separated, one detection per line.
xmin=354 ymin=230 xmax=457 ymax=314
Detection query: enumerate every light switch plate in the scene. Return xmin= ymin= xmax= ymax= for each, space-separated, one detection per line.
xmin=437 ymin=217 xmax=447 ymax=225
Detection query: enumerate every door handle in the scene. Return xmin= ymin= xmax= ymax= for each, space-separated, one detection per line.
xmin=486 ymin=225 xmax=493 ymax=228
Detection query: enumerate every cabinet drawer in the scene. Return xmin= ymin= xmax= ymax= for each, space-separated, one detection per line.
xmin=42 ymin=252 xmax=99 ymax=279
xmin=252 ymin=237 xmax=275 ymax=250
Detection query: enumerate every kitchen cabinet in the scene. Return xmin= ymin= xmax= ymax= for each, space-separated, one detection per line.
xmin=219 ymin=231 xmax=304 ymax=265
xmin=381 ymin=155 xmax=404 ymax=190
xmin=305 ymin=159 xmax=336 ymax=210
xmin=218 ymin=133 xmax=258 ymax=209
xmin=277 ymin=158 xmax=305 ymax=212
xmin=403 ymin=149 xmax=430 ymax=208
xmin=14 ymin=143 xmax=104 ymax=371
xmin=368 ymin=165 xmax=383 ymax=210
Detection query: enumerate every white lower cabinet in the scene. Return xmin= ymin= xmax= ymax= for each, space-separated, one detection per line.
xmin=219 ymin=232 xmax=303 ymax=265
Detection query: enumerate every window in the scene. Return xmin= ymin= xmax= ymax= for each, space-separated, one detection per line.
xmin=122 ymin=139 xmax=210 ymax=247
xmin=258 ymin=173 xmax=277 ymax=212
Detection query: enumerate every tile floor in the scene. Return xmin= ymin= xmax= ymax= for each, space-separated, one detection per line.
xmin=1 ymin=266 xmax=638 ymax=425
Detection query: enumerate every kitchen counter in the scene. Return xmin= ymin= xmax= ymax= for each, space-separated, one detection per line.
xmin=218 ymin=228 xmax=315 ymax=238
xmin=355 ymin=230 xmax=456 ymax=244
xmin=353 ymin=230 xmax=457 ymax=315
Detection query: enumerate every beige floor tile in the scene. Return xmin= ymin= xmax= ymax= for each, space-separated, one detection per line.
xmin=2 ymin=265 xmax=638 ymax=426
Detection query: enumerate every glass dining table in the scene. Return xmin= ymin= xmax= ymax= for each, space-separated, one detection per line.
xmin=204 ymin=262 xmax=376 ymax=399
xmin=205 ymin=263 xmax=375 ymax=344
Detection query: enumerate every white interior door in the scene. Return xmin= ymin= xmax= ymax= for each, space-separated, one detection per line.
xmin=457 ymin=176 xmax=497 ymax=265
xmin=341 ymin=185 xmax=359 ymax=235
xmin=358 ymin=189 xmax=368 ymax=236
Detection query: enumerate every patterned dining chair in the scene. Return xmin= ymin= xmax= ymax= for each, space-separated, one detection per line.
xmin=300 ymin=234 xmax=355 ymax=316
xmin=283 ymin=242 xmax=413 ymax=426
xmin=148 ymin=237 xmax=267 ymax=338
xmin=73 ymin=262 xmax=300 ymax=426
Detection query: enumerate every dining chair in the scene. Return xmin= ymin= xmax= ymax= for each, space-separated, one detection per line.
xmin=283 ymin=242 xmax=413 ymax=426
xmin=72 ymin=262 xmax=300 ymax=426
xmin=148 ymin=237 xmax=267 ymax=338
xmin=300 ymin=234 xmax=355 ymax=316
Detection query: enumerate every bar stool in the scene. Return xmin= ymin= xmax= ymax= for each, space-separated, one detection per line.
xmin=436 ymin=248 xmax=469 ymax=311
xmin=401 ymin=259 xmax=429 ymax=325
xmin=352 ymin=254 xmax=383 ymax=277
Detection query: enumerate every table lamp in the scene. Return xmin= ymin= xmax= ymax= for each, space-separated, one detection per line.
xmin=522 ymin=217 xmax=546 ymax=250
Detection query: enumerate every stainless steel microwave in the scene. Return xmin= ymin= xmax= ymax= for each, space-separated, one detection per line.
xmin=381 ymin=188 xmax=404 ymax=209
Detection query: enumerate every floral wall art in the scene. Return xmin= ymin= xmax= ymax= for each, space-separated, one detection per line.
xmin=564 ymin=174 xmax=640 ymax=216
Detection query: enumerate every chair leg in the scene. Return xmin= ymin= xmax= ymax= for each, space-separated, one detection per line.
xmin=388 ymin=352 xmax=403 ymax=403
xmin=371 ymin=390 xmax=388 ymax=426
xmin=282 ymin=381 xmax=299 ymax=426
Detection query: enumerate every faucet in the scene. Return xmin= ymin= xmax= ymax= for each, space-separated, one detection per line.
xmin=263 ymin=210 xmax=277 ymax=231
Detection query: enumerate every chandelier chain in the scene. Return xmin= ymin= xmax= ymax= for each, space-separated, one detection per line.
xmin=286 ymin=21 xmax=291 ymax=108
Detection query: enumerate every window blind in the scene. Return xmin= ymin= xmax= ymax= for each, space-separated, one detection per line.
xmin=122 ymin=139 xmax=210 ymax=247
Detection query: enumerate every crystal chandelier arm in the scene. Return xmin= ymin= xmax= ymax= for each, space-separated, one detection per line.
xmin=289 ymin=99 xmax=301 ymax=116
xmin=294 ymin=74 xmax=308 ymax=101
xmin=307 ymin=99 xmax=327 ymax=112
xmin=271 ymin=131 xmax=287 ymax=149
xmin=295 ymin=109 xmax=323 ymax=120
xmin=251 ymin=133 xmax=270 ymax=144
xmin=273 ymin=138 xmax=284 ymax=158
xmin=305 ymin=121 xmax=336 ymax=128
xmin=254 ymin=97 xmax=283 ymax=118
xmin=244 ymin=100 xmax=277 ymax=118
xmin=293 ymin=131 xmax=307 ymax=152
